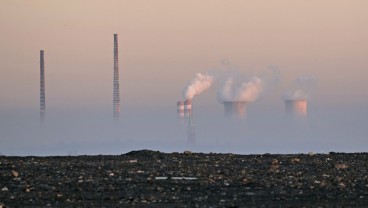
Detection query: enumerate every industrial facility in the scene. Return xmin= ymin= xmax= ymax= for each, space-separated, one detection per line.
xmin=285 ymin=99 xmax=308 ymax=117
xmin=223 ymin=101 xmax=247 ymax=119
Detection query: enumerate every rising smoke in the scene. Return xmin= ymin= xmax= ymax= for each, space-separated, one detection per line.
xmin=183 ymin=70 xmax=266 ymax=104
xmin=217 ymin=77 xmax=264 ymax=103
xmin=295 ymin=76 xmax=318 ymax=87
xmin=284 ymin=89 xmax=308 ymax=100
xmin=284 ymin=76 xmax=317 ymax=100
xmin=183 ymin=73 xmax=214 ymax=100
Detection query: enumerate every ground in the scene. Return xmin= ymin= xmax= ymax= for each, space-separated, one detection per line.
xmin=1 ymin=150 xmax=368 ymax=207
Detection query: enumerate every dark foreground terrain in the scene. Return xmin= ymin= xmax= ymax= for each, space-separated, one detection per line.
xmin=1 ymin=150 xmax=368 ymax=207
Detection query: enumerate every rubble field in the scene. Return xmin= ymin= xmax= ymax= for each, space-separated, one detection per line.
xmin=1 ymin=150 xmax=368 ymax=207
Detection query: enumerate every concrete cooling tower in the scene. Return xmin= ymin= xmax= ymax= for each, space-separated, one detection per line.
xmin=223 ymin=101 xmax=246 ymax=119
xmin=285 ymin=99 xmax=307 ymax=117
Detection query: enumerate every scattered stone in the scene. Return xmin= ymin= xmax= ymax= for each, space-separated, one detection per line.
xmin=11 ymin=170 xmax=19 ymax=177
xmin=242 ymin=178 xmax=251 ymax=185
xmin=272 ymin=159 xmax=279 ymax=165
xmin=155 ymin=176 xmax=198 ymax=180
xmin=270 ymin=159 xmax=279 ymax=170
xmin=335 ymin=164 xmax=349 ymax=169
xmin=291 ymin=158 xmax=301 ymax=164
xmin=0 ymin=151 xmax=367 ymax=207
xmin=183 ymin=151 xmax=192 ymax=155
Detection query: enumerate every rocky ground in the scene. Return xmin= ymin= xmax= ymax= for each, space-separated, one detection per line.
xmin=1 ymin=150 xmax=368 ymax=207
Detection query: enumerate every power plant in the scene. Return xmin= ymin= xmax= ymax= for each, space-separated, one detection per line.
xmin=113 ymin=34 xmax=120 ymax=119
xmin=34 ymin=33 xmax=315 ymax=146
xmin=285 ymin=99 xmax=308 ymax=117
xmin=40 ymin=50 xmax=45 ymax=123
xmin=223 ymin=101 xmax=246 ymax=119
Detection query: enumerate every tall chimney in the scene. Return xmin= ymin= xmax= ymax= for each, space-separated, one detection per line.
xmin=113 ymin=34 xmax=120 ymax=119
xmin=184 ymin=100 xmax=192 ymax=118
xmin=223 ymin=101 xmax=246 ymax=119
xmin=40 ymin=50 xmax=45 ymax=123
xmin=285 ymin=99 xmax=307 ymax=117
xmin=187 ymin=109 xmax=196 ymax=144
xmin=177 ymin=101 xmax=185 ymax=118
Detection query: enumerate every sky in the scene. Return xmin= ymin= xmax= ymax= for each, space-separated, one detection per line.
xmin=0 ymin=0 xmax=367 ymax=155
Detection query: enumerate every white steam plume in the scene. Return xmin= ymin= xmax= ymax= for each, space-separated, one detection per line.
xmin=284 ymin=76 xmax=317 ymax=100
xmin=183 ymin=73 xmax=214 ymax=100
xmin=284 ymin=89 xmax=308 ymax=100
xmin=218 ymin=77 xmax=264 ymax=102
xmin=295 ymin=76 xmax=317 ymax=87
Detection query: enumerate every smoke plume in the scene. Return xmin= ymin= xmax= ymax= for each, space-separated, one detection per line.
xmin=284 ymin=89 xmax=308 ymax=100
xmin=284 ymin=76 xmax=317 ymax=100
xmin=217 ymin=77 xmax=264 ymax=102
xmin=183 ymin=73 xmax=214 ymax=100
xmin=295 ymin=76 xmax=317 ymax=87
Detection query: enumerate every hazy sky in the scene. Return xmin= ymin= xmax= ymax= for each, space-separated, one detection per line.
xmin=0 ymin=1 xmax=367 ymax=155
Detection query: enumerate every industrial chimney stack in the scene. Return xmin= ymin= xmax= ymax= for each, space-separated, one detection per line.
xmin=187 ymin=112 xmax=196 ymax=144
xmin=113 ymin=34 xmax=120 ymax=119
xmin=184 ymin=100 xmax=192 ymax=118
xmin=176 ymin=100 xmax=195 ymax=143
xmin=40 ymin=50 xmax=45 ymax=123
xmin=177 ymin=101 xmax=185 ymax=118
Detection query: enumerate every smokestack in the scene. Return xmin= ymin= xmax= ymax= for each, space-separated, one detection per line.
xmin=187 ymin=111 xmax=196 ymax=144
xmin=223 ymin=101 xmax=246 ymax=119
xmin=177 ymin=101 xmax=185 ymax=118
xmin=184 ymin=100 xmax=192 ymax=118
xmin=40 ymin=50 xmax=45 ymax=123
xmin=285 ymin=99 xmax=307 ymax=117
xmin=113 ymin=34 xmax=120 ymax=119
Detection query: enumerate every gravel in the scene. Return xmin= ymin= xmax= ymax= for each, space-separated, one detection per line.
xmin=1 ymin=150 xmax=368 ymax=207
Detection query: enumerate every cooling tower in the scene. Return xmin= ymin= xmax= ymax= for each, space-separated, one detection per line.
xmin=177 ymin=101 xmax=185 ymax=118
xmin=184 ymin=100 xmax=192 ymax=118
xmin=223 ymin=101 xmax=246 ymax=119
xmin=285 ymin=99 xmax=307 ymax=117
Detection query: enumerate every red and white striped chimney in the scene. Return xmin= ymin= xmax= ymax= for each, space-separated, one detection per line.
xmin=184 ymin=100 xmax=192 ymax=118
xmin=177 ymin=101 xmax=185 ymax=118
